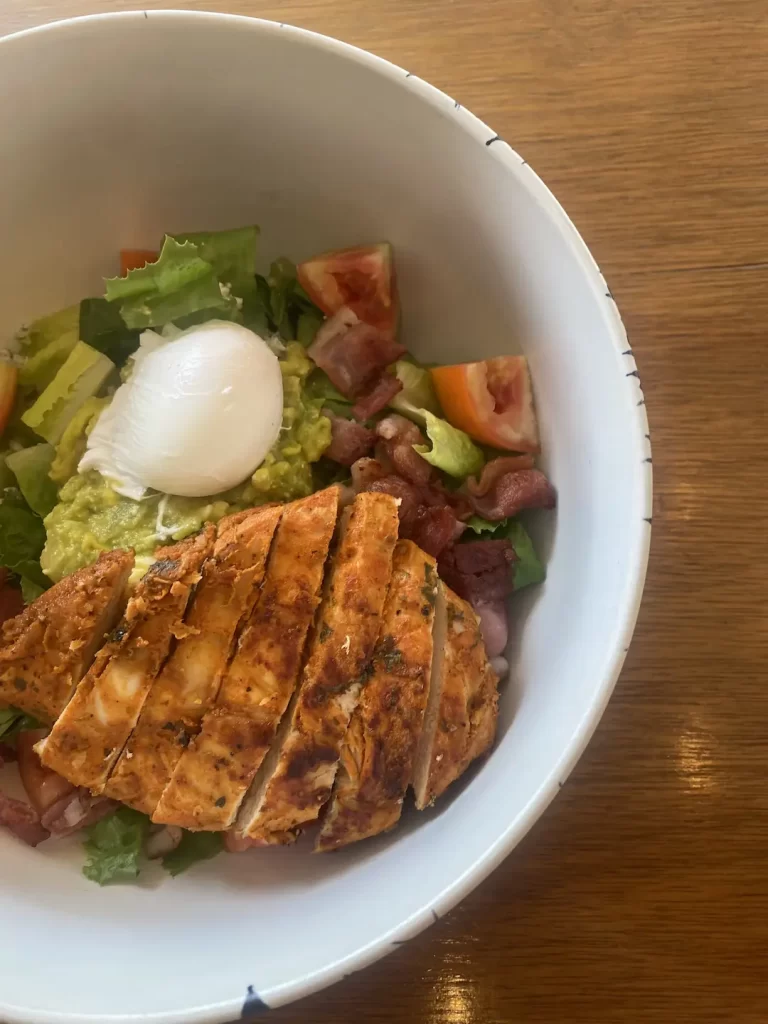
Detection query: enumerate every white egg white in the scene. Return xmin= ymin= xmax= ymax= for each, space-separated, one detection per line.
xmin=79 ymin=320 xmax=283 ymax=498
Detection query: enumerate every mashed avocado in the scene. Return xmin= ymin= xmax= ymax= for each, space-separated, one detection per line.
xmin=41 ymin=342 xmax=331 ymax=581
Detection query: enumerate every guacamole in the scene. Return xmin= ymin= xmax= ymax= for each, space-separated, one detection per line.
xmin=41 ymin=342 xmax=331 ymax=581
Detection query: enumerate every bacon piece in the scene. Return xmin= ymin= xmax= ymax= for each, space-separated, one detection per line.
xmin=41 ymin=791 xmax=115 ymax=838
xmin=468 ymin=468 xmax=556 ymax=521
xmin=324 ymin=412 xmax=375 ymax=466
xmin=308 ymin=306 xmax=405 ymax=398
xmin=405 ymin=505 xmax=466 ymax=558
xmin=374 ymin=414 xmax=433 ymax=486
xmin=439 ymin=540 xmax=516 ymax=605
xmin=466 ymin=455 xmax=536 ymax=497
xmin=0 ymin=791 xmax=48 ymax=847
xmin=351 ymin=374 xmax=402 ymax=421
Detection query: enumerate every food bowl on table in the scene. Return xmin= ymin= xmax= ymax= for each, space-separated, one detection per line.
xmin=0 ymin=11 xmax=651 ymax=1024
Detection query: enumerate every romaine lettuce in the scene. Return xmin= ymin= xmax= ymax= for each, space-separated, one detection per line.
xmin=0 ymin=501 xmax=49 ymax=590
xmin=82 ymin=807 xmax=150 ymax=885
xmin=162 ymin=830 xmax=223 ymax=876
xmin=79 ymin=297 xmax=141 ymax=367
xmin=170 ymin=226 xmax=258 ymax=298
xmin=21 ymin=341 xmax=114 ymax=445
xmin=390 ymin=360 xmax=441 ymax=421
xmin=413 ymin=410 xmax=484 ymax=478
xmin=5 ymin=444 xmax=57 ymax=517
xmin=49 ymin=396 xmax=109 ymax=485
xmin=104 ymin=237 xmax=237 ymax=329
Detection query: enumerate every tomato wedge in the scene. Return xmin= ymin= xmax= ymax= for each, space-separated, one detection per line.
xmin=120 ymin=249 xmax=158 ymax=276
xmin=0 ymin=362 xmax=18 ymax=441
xmin=297 ymin=243 xmax=398 ymax=335
xmin=430 ymin=356 xmax=540 ymax=452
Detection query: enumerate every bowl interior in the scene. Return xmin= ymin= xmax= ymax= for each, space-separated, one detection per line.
xmin=0 ymin=12 xmax=650 ymax=1022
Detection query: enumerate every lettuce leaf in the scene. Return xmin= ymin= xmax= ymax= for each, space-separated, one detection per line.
xmin=49 ymin=396 xmax=109 ymax=486
xmin=0 ymin=706 xmax=40 ymax=742
xmin=79 ymin=297 xmax=141 ymax=367
xmin=18 ymin=328 xmax=80 ymax=393
xmin=304 ymin=369 xmax=353 ymax=417
xmin=0 ymin=502 xmax=49 ymax=590
xmin=5 ymin=444 xmax=57 ymax=517
xmin=390 ymin=360 xmax=441 ymax=421
xmin=82 ymin=807 xmax=150 ymax=886
xmin=162 ymin=830 xmax=224 ymax=876
xmin=465 ymin=516 xmax=545 ymax=590
xmin=21 ymin=341 xmax=114 ymax=445
xmin=20 ymin=305 xmax=80 ymax=360
xmin=414 ymin=410 xmax=484 ymax=478
xmin=170 ymin=226 xmax=258 ymax=298
xmin=20 ymin=577 xmax=45 ymax=604
xmin=104 ymin=237 xmax=236 ymax=329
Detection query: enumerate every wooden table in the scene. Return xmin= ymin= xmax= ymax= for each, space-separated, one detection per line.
xmin=4 ymin=2 xmax=767 ymax=1021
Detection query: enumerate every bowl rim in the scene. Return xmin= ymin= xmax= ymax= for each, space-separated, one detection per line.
xmin=0 ymin=10 xmax=652 ymax=1023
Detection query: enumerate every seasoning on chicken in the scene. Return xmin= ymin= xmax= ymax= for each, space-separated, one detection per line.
xmin=37 ymin=529 xmax=214 ymax=792
xmin=234 ymin=491 xmax=399 ymax=844
xmin=0 ymin=549 xmax=134 ymax=723
xmin=411 ymin=582 xmax=499 ymax=809
xmin=153 ymin=488 xmax=338 ymax=831
xmin=316 ymin=540 xmax=438 ymax=852
xmin=105 ymin=506 xmax=283 ymax=815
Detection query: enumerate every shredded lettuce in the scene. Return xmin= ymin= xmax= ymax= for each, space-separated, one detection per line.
xmin=21 ymin=341 xmax=114 ymax=445
xmin=390 ymin=360 xmax=441 ymax=421
xmin=105 ymin=237 xmax=237 ymax=329
xmin=413 ymin=410 xmax=484 ymax=478
xmin=82 ymin=807 xmax=150 ymax=886
xmin=162 ymin=830 xmax=224 ymax=876
xmin=465 ymin=516 xmax=545 ymax=590
xmin=5 ymin=444 xmax=57 ymax=517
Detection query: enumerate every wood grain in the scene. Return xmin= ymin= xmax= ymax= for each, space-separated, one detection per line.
xmin=3 ymin=1 xmax=767 ymax=1022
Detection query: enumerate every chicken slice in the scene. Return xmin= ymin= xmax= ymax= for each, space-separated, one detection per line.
xmin=0 ymin=550 xmax=134 ymax=723
xmin=412 ymin=582 xmax=500 ymax=809
xmin=104 ymin=505 xmax=283 ymax=815
xmin=315 ymin=540 xmax=438 ymax=852
xmin=152 ymin=488 xmax=338 ymax=830
xmin=235 ymin=490 xmax=399 ymax=844
xmin=37 ymin=528 xmax=214 ymax=792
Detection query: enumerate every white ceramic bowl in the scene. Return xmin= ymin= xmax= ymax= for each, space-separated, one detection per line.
xmin=0 ymin=11 xmax=651 ymax=1023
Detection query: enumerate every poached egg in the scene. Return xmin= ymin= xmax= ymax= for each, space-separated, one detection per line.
xmin=79 ymin=320 xmax=283 ymax=498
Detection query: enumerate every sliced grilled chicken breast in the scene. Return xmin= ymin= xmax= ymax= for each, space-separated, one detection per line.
xmin=412 ymin=582 xmax=499 ymax=809
xmin=315 ymin=540 xmax=438 ymax=852
xmin=105 ymin=506 xmax=282 ymax=814
xmin=37 ymin=528 xmax=214 ymax=792
xmin=0 ymin=550 xmax=134 ymax=723
xmin=235 ymin=491 xmax=399 ymax=844
xmin=153 ymin=489 xmax=338 ymax=831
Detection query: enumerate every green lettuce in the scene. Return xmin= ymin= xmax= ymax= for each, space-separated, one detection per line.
xmin=260 ymin=260 xmax=324 ymax=342
xmin=414 ymin=410 xmax=484 ymax=478
xmin=304 ymin=369 xmax=353 ymax=417
xmin=49 ymin=396 xmax=109 ymax=486
xmin=465 ymin=516 xmax=545 ymax=590
xmin=82 ymin=807 xmax=150 ymax=886
xmin=20 ymin=577 xmax=45 ymax=604
xmin=5 ymin=444 xmax=57 ymax=517
xmin=79 ymin=297 xmax=141 ymax=367
xmin=390 ymin=360 xmax=441 ymax=421
xmin=104 ymin=237 xmax=237 ymax=329
xmin=162 ymin=830 xmax=224 ymax=876
xmin=171 ymin=226 xmax=258 ymax=298
xmin=0 ymin=706 xmax=40 ymax=742
xmin=0 ymin=501 xmax=49 ymax=590
xmin=18 ymin=324 xmax=80 ymax=392
xmin=21 ymin=341 xmax=114 ymax=445
xmin=19 ymin=304 xmax=79 ymax=359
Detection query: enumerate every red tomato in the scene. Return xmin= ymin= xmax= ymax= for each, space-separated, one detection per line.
xmin=0 ymin=362 xmax=18 ymax=440
xmin=297 ymin=243 xmax=399 ymax=335
xmin=120 ymin=249 xmax=158 ymax=276
xmin=430 ymin=356 xmax=540 ymax=452
xmin=16 ymin=729 xmax=75 ymax=816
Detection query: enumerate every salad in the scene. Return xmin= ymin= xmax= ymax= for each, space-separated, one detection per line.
xmin=0 ymin=226 xmax=555 ymax=882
